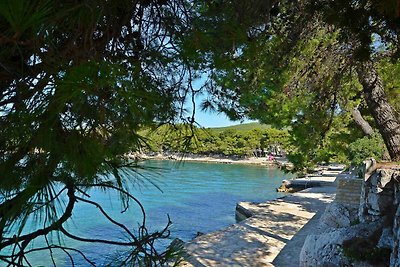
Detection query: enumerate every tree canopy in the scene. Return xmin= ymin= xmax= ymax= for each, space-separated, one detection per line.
xmin=0 ymin=0 xmax=195 ymax=265
xmin=189 ymin=0 xmax=400 ymax=169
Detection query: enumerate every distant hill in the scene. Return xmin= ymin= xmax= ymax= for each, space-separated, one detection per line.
xmin=207 ymin=122 xmax=271 ymax=133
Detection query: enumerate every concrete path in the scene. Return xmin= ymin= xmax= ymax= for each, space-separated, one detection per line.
xmin=181 ymin=174 xmax=339 ymax=267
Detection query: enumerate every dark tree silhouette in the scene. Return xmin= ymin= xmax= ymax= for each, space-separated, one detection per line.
xmin=0 ymin=0 xmax=193 ymax=265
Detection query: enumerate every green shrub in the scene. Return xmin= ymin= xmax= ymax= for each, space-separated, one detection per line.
xmin=348 ymin=133 xmax=387 ymax=165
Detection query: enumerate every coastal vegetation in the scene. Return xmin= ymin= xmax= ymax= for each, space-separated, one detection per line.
xmin=0 ymin=0 xmax=399 ymax=266
xmin=142 ymin=121 xmax=389 ymax=167
xmin=142 ymin=123 xmax=290 ymax=157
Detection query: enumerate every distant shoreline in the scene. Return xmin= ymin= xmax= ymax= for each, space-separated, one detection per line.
xmin=128 ymin=152 xmax=292 ymax=168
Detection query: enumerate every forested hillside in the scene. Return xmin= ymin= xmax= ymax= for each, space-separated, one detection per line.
xmin=142 ymin=122 xmax=388 ymax=165
xmin=208 ymin=122 xmax=272 ymax=133
xmin=142 ymin=123 xmax=290 ymax=157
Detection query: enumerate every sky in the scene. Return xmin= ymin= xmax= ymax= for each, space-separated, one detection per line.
xmin=185 ymin=77 xmax=257 ymax=128
xmin=194 ymin=108 xmax=250 ymax=128
xmin=186 ymin=92 xmax=256 ymax=128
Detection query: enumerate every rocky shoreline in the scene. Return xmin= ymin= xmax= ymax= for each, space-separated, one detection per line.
xmin=300 ymin=160 xmax=400 ymax=267
xmin=177 ymin=166 xmax=340 ymax=266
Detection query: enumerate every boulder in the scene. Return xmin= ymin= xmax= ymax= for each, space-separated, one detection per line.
xmin=390 ymin=198 xmax=400 ymax=266
xmin=276 ymin=179 xmax=321 ymax=193
xmin=362 ymin=158 xmax=377 ymax=179
xmin=378 ymin=227 xmax=394 ymax=249
xmin=300 ymin=220 xmax=383 ymax=267
xmin=318 ymin=202 xmax=357 ymax=231
xmin=359 ymin=169 xmax=396 ymax=222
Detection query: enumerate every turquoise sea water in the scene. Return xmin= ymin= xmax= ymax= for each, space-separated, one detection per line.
xmin=13 ymin=160 xmax=292 ymax=266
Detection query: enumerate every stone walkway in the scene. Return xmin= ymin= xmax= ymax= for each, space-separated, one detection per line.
xmin=181 ymin=174 xmax=339 ymax=267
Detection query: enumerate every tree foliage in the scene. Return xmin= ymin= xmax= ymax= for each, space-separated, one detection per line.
xmin=0 ymin=0 xmax=195 ymax=265
xmin=187 ymin=0 xmax=400 ymax=170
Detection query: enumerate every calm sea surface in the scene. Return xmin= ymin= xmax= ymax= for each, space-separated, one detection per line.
xmin=20 ymin=160 xmax=292 ymax=266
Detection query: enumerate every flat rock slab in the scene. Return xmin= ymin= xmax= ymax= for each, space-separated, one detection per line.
xmin=181 ymin=186 xmax=336 ymax=267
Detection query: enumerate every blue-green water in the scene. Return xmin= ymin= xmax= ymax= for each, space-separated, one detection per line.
xmin=15 ymin=160 xmax=292 ymax=266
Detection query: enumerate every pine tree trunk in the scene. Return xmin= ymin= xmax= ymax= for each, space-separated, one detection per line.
xmin=356 ymin=60 xmax=400 ymax=161
xmin=351 ymin=106 xmax=374 ymax=136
